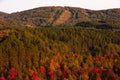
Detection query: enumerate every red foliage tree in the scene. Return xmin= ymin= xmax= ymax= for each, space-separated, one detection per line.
xmin=40 ymin=66 xmax=46 ymax=73
xmin=79 ymin=69 xmax=85 ymax=74
xmin=62 ymin=69 xmax=68 ymax=78
xmin=0 ymin=77 xmax=6 ymax=80
xmin=8 ymin=67 xmax=18 ymax=80
xmin=31 ymin=73 xmax=40 ymax=80
xmin=48 ymin=70 xmax=56 ymax=79
xmin=92 ymin=68 xmax=100 ymax=74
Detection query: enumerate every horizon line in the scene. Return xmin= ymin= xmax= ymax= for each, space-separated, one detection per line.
xmin=0 ymin=6 xmax=120 ymax=14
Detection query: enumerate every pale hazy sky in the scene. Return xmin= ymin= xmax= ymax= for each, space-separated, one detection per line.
xmin=0 ymin=0 xmax=120 ymax=13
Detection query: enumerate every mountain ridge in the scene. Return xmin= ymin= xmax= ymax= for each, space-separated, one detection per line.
xmin=0 ymin=6 xmax=120 ymax=29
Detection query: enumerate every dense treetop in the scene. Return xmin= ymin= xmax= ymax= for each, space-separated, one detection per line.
xmin=0 ymin=27 xmax=120 ymax=79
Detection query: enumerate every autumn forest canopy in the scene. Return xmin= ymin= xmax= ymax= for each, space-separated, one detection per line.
xmin=0 ymin=7 xmax=120 ymax=80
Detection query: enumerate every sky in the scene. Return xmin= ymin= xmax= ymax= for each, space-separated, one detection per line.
xmin=0 ymin=0 xmax=120 ymax=13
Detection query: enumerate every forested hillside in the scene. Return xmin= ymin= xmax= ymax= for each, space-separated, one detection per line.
xmin=0 ymin=6 xmax=120 ymax=80
xmin=0 ymin=28 xmax=120 ymax=80
xmin=0 ymin=7 xmax=120 ymax=29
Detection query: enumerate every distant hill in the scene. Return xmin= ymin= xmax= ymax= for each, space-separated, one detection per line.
xmin=0 ymin=12 xmax=8 ymax=17
xmin=0 ymin=6 xmax=120 ymax=29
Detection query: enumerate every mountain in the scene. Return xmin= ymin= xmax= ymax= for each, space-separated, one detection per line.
xmin=0 ymin=12 xmax=8 ymax=17
xmin=0 ymin=6 xmax=120 ymax=29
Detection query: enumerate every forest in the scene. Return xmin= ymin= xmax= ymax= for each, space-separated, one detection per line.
xmin=0 ymin=27 xmax=120 ymax=80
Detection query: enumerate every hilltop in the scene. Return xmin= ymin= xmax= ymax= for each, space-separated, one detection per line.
xmin=0 ymin=6 xmax=120 ymax=29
